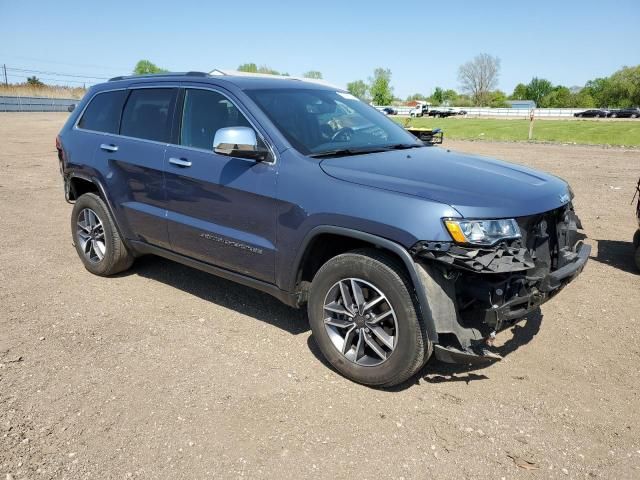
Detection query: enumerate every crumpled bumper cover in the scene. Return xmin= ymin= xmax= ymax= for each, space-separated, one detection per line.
xmin=410 ymin=204 xmax=590 ymax=362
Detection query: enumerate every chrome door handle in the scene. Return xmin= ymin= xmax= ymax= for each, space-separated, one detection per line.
xmin=169 ymin=157 xmax=192 ymax=168
xmin=100 ymin=143 xmax=118 ymax=152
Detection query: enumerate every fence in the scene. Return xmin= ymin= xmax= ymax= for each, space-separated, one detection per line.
xmin=377 ymin=106 xmax=590 ymax=118
xmin=0 ymin=95 xmax=77 ymax=112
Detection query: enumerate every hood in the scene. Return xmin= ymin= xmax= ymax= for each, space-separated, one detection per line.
xmin=319 ymin=147 xmax=570 ymax=218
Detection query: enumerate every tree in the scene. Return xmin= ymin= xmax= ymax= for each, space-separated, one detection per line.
xmin=133 ymin=60 xmax=168 ymax=75
xmin=583 ymin=77 xmax=613 ymax=107
xmin=237 ymin=63 xmax=258 ymax=73
xmin=368 ymin=68 xmax=394 ymax=105
xmin=572 ymin=90 xmax=596 ymax=108
xmin=606 ymin=65 xmax=640 ymax=108
xmin=347 ymin=80 xmax=368 ymax=100
xmin=303 ymin=70 xmax=323 ymax=79
xmin=406 ymin=93 xmax=427 ymax=102
xmin=26 ymin=76 xmax=43 ymax=86
xmin=431 ymin=87 xmax=445 ymax=105
xmin=525 ymin=77 xmax=553 ymax=106
xmin=540 ymin=86 xmax=572 ymax=108
xmin=237 ymin=63 xmax=288 ymax=76
xmin=457 ymin=53 xmax=501 ymax=106
xmin=488 ymin=90 xmax=509 ymax=108
xmin=257 ymin=65 xmax=282 ymax=75
xmin=442 ymin=89 xmax=458 ymax=104
xmin=510 ymin=83 xmax=528 ymax=100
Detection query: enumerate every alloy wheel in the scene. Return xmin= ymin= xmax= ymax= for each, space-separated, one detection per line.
xmin=323 ymin=278 xmax=398 ymax=366
xmin=76 ymin=208 xmax=106 ymax=263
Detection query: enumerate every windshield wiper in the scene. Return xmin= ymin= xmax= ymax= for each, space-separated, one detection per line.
xmin=309 ymin=144 xmax=424 ymax=158
xmin=308 ymin=147 xmax=389 ymax=158
xmin=383 ymin=143 xmax=425 ymax=150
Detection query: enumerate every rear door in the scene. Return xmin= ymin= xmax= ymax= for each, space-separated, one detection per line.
xmin=164 ymin=87 xmax=279 ymax=282
xmin=97 ymin=87 xmax=177 ymax=249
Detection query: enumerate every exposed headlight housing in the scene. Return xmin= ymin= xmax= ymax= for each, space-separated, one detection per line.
xmin=444 ymin=218 xmax=521 ymax=246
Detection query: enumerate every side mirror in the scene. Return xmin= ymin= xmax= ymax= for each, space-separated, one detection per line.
xmin=213 ymin=126 xmax=269 ymax=162
xmin=67 ymin=104 xmax=76 ymax=112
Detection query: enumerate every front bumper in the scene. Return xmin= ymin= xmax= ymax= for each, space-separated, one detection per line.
xmin=492 ymin=241 xmax=590 ymax=323
xmin=412 ymin=203 xmax=589 ymax=362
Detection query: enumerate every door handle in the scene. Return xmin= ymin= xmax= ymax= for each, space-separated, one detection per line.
xmin=169 ymin=157 xmax=192 ymax=168
xmin=100 ymin=143 xmax=118 ymax=152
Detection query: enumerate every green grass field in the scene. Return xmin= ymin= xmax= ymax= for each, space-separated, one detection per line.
xmin=392 ymin=117 xmax=640 ymax=146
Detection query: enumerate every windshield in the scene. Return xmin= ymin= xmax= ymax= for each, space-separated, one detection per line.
xmin=246 ymin=88 xmax=422 ymax=156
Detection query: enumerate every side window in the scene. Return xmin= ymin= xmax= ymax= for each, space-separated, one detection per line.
xmin=77 ymin=90 xmax=126 ymax=134
xmin=120 ymin=88 xmax=176 ymax=142
xmin=180 ymin=89 xmax=254 ymax=150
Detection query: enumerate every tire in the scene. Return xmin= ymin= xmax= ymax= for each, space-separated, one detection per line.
xmin=71 ymin=193 xmax=134 ymax=276
xmin=633 ymin=230 xmax=640 ymax=250
xmin=632 ymin=114 xmax=638 ymax=119
xmin=610 ymin=113 xmax=617 ymax=118
xmin=635 ymin=246 xmax=640 ymax=272
xmin=308 ymin=249 xmax=430 ymax=387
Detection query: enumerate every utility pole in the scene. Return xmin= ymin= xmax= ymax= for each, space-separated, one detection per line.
xmin=3 ymin=64 xmax=7 ymax=86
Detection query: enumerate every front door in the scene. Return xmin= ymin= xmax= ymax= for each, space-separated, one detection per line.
xmin=164 ymin=87 xmax=278 ymax=283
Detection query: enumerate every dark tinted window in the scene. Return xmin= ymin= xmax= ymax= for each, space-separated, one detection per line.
xmin=120 ymin=88 xmax=176 ymax=142
xmin=180 ymin=89 xmax=253 ymax=150
xmin=77 ymin=90 xmax=126 ymax=134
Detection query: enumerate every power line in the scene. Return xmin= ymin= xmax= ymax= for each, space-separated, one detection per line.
xmin=6 ymin=73 xmax=95 ymax=85
xmin=6 ymin=67 xmax=111 ymax=80
xmin=2 ymin=55 xmax=130 ymax=71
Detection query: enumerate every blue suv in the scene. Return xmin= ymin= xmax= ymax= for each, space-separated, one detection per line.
xmin=56 ymin=72 xmax=590 ymax=387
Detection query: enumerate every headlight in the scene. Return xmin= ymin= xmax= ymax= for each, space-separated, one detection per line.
xmin=444 ymin=218 xmax=521 ymax=246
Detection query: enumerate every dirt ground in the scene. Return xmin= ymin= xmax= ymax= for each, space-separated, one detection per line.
xmin=1 ymin=113 xmax=639 ymax=480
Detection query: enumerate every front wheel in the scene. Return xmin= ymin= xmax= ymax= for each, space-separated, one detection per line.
xmin=308 ymin=249 xmax=430 ymax=387
xmin=71 ymin=193 xmax=134 ymax=276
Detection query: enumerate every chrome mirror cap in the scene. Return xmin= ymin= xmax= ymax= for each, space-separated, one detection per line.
xmin=213 ymin=127 xmax=269 ymax=161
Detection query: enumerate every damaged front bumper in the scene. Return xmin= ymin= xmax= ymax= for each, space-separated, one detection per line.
xmin=411 ymin=203 xmax=590 ymax=364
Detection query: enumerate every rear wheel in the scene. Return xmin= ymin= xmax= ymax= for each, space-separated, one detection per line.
xmin=308 ymin=249 xmax=430 ymax=387
xmin=71 ymin=193 xmax=134 ymax=276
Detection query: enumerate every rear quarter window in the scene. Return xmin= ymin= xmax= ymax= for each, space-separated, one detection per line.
xmin=77 ymin=90 xmax=126 ymax=134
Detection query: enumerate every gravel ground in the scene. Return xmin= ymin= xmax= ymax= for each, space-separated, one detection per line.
xmin=1 ymin=113 xmax=639 ymax=480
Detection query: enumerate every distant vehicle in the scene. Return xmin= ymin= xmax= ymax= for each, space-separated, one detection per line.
xmin=428 ymin=108 xmax=457 ymax=118
xmin=381 ymin=107 xmax=397 ymax=115
xmin=574 ymin=109 xmax=609 ymax=118
xmin=608 ymin=108 xmax=640 ymax=118
xmin=409 ymin=104 xmax=429 ymax=117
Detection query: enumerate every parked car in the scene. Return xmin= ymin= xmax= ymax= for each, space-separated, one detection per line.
xmin=428 ymin=108 xmax=458 ymax=118
xmin=574 ymin=109 xmax=609 ymax=118
xmin=56 ymin=72 xmax=590 ymax=387
xmin=381 ymin=107 xmax=397 ymax=115
xmin=608 ymin=108 xmax=640 ymax=118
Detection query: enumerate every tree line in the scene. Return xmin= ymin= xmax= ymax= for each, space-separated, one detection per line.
xmin=126 ymin=59 xmax=640 ymax=109
xmin=350 ymin=55 xmax=639 ymax=109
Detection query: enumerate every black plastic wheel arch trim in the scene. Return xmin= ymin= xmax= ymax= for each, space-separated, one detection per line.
xmin=292 ymin=226 xmax=439 ymax=343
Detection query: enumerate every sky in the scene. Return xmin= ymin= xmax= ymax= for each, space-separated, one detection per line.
xmin=0 ymin=0 xmax=638 ymax=98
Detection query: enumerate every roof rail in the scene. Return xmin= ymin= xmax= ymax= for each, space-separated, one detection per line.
xmin=108 ymin=71 xmax=210 ymax=82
